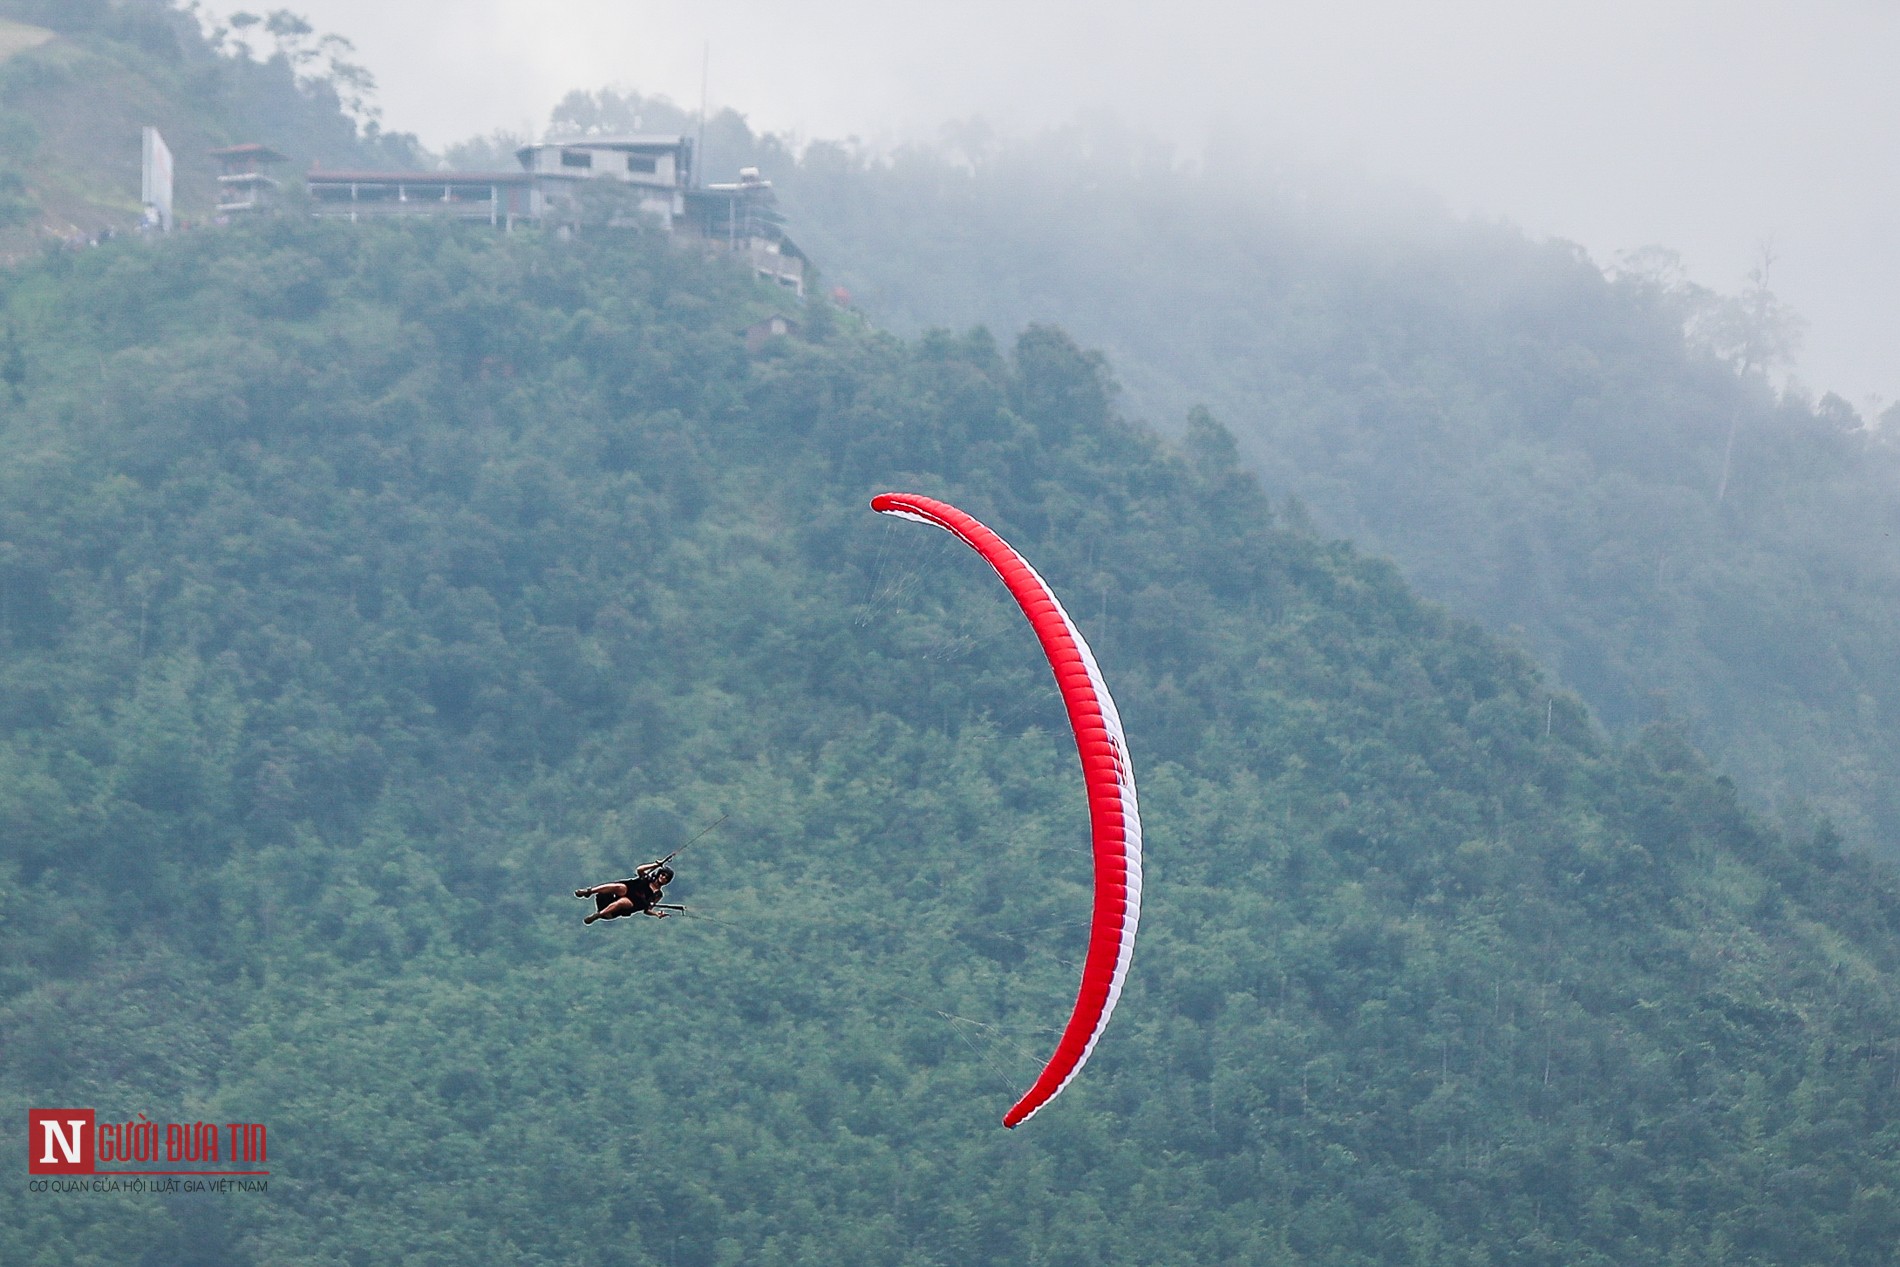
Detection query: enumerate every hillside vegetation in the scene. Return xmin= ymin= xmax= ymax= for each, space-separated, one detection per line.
xmin=775 ymin=125 xmax=1900 ymax=858
xmin=520 ymin=91 xmax=1900 ymax=856
xmin=4 ymin=219 xmax=1900 ymax=1265
xmin=21 ymin=0 xmax=1896 ymax=860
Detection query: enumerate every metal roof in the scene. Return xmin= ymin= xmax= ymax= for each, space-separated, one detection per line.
xmin=307 ymin=170 xmax=533 ymax=184
xmin=209 ymin=143 xmax=287 ymax=163
xmin=531 ymin=134 xmax=690 ymax=149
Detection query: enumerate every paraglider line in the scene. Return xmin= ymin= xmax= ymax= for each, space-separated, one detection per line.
xmin=665 ymin=902 xmax=1065 ymax=1103
xmin=943 ymin=1013 xmax=1033 ymax=1102
xmin=657 ymin=811 xmax=729 ymax=868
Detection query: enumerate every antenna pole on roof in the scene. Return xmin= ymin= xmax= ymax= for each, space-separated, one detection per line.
xmin=695 ymin=42 xmax=709 ymax=189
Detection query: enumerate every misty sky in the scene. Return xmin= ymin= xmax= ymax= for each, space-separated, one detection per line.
xmin=281 ymin=0 xmax=1897 ymax=411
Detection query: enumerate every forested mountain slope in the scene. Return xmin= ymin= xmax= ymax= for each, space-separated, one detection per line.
xmin=531 ymin=90 xmax=1900 ymax=855
xmin=4 ymin=220 xmax=1900 ymax=1265
xmin=776 ymin=128 xmax=1900 ymax=858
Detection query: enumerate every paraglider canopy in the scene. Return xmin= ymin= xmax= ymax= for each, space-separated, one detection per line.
xmin=870 ymin=493 xmax=1143 ymax=1128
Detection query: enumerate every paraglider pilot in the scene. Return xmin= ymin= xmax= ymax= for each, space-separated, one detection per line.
xmin=575 ymin=860 xmax=677 ymax=924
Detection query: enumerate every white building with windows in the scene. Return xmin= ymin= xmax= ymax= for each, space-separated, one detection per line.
xmin=304 ymin=134 xmax=807 ymax=296
xmin=513 ymin=135 xmax=694 ymax=226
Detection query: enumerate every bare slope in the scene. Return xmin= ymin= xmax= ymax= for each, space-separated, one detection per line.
xmin=0 ymin=0 xmax=419 ymax=254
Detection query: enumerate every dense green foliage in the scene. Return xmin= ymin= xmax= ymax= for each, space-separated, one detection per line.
xmin=4 ymin=219 xmax=1900 ymax=1264
xmin=781 ymin=129 xmax=1900 ymax=856
xmin=777 ymin=125 xmax=1900 ymax=857
xmin=523 ymin=91 xmax=1900 ymax=856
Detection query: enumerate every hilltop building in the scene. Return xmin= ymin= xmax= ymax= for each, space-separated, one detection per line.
xmin=305 ymin=135 xmax=807 ymax=296
xmin=514 ymin=135 xmax=692 ymax=224
xmin=302 ymin=169 xmax=534 ymax=227
xmin=211 ymin=144 xmax=287 ymax=216
xmin=744 ymin=313 xmax=799 ymax=354
xmin=686 ymin=168 xmax=804 ymax=293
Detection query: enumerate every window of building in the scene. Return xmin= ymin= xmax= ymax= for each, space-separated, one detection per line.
xmin=561 ymin=150 xmax=593 ymax=169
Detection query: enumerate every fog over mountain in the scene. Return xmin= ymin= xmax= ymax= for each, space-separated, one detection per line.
xmin=278 ymin=0 xmax=1899 ymax=414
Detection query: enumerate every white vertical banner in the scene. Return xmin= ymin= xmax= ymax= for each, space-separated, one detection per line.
xmin=141 ymin=126 xmax=173 ymax=232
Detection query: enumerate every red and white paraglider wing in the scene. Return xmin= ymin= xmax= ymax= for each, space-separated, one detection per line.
xmin=870 ymin=493 xmax=1143 ymax=1128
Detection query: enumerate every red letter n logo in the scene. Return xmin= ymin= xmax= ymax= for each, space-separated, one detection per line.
xmin=28 ymin=1109 xmax=94 ymax=1174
